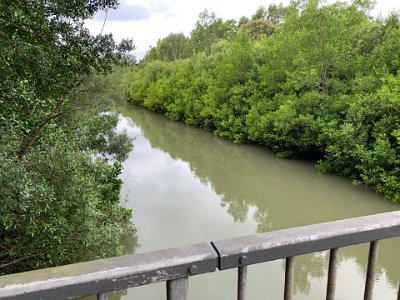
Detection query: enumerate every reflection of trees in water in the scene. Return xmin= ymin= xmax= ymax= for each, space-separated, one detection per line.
xmin=118 ymin=103 xmax=400 ymax=294
xmin=293 ymin=252 xmax=328 ymax=294
xmin=221 ymin=196 xmax=248 ymax=223
xmin=253 ymin=209 xmax=273 ymax=233
xmin=339 ymin=239 xmax=400 ymax=290
xmin=122 ymin=232 xmax=139 ymax=255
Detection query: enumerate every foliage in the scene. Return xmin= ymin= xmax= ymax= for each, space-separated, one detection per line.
xmin=0 ymin=0 xmax=135 ymax=274
xmin=189 ymin=9 xmax=237 ymax=55
xmin=0 ymin=0 xmax=134 ymax=159
xmin=0 ymin=131 xmax=132 ymax=273
xmin=126 ymin=0 xmax=400 ymax=202
xmin=149 ymin=33 xmax=190 ymax=62
xmin=238 ymin=4 xmax=288 ymax=40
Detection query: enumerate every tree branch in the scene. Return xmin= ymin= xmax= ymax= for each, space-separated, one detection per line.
xmin=15 ymin=100 xmax=101 ymax=161
xmin=99 ymin=9 xmax=108 ymax=36
xmin=0 ymin=16 xmax=52 ymax=45
xmin=15 ymin=96 xmax=68 ymax=161
xmin=0 ymin=254 xmax=38 ymax=269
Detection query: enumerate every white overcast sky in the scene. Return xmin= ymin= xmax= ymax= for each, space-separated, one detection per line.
xmin=85 ymin=0 xmax=400 ymax=60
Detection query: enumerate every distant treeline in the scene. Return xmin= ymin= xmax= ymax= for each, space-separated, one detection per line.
xmin=126 ymin=0 xmax=400 ymax=202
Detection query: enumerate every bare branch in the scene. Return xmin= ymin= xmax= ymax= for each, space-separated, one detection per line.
xmin=99 ymin=9 xmax=108 ymax=36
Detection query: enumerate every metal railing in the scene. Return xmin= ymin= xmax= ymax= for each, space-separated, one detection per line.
xmin=1 ymin=211 xmax=400 ymax=300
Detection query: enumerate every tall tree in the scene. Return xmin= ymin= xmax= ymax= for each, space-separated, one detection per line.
xmin=155 ymin=33 xmax=190 ymax=61
xmin=189 ymin=9 xmax=236 ymax=55
xmin=0 ymin=0 xmax=134 ymax=160
xmin=0 ymin=0 xmax=135 ymax=274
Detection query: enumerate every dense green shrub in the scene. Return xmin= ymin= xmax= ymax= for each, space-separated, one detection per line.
xmin=126 ymin=0 xmax=400 ymax=202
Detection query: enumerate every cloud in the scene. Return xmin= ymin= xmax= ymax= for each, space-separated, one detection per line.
xmin=94 ymin=2 xmax=151 ymax=22
xmin=165 ymin=11 xmax=178 ymax=18
xmin=149 ymin=0 xmax=170 ymax=13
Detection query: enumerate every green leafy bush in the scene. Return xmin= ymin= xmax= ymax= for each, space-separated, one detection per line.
xmin=126 ymin=0 xmax=400 ymax=202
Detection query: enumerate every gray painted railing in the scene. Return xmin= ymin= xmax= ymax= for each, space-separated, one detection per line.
xmin=1 ymin=211 xmax=400 ymax=300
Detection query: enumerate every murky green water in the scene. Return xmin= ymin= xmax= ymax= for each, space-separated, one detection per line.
xmin=111 ymin=103 xmax=399 ymax=299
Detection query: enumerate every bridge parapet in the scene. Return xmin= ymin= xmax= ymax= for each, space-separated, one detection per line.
xmin=1 ymin=211 xmax=400 ymax=300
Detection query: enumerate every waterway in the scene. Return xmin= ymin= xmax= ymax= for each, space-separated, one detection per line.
xmin=107 ymin=103 xmax=399 ymax=299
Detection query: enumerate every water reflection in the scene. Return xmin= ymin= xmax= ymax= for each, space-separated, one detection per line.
xmin=117 ymin=103 xmax=399 ymax=299
xmin=122 ymin=232 xmax=139 ymax=255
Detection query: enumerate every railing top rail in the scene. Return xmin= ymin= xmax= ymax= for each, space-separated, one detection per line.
xmin=1 ymin=211 xmax=400 ymax=299
xmin=212 ymin=211 xmax=400 ymax=270
xmin=0 ymin=243 xmax=217 ymax=300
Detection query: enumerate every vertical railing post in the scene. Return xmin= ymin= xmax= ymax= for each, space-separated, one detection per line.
xmin=97 ymin=293 xmax=108 ymax=300
xmin=326 ymin=248 xmax=339 ymax=300
xmin=284 ymin=257 xmax=295 ymax=300
xmin=397 ymin=282 xmax=400 ymax=300
xmin=363 ymin=240 xmax=379 ymax=300
xmin=167 ymin=277 xmax=188 ymax=300
xmin=238 ymin=266 xmax=248 ymax=300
